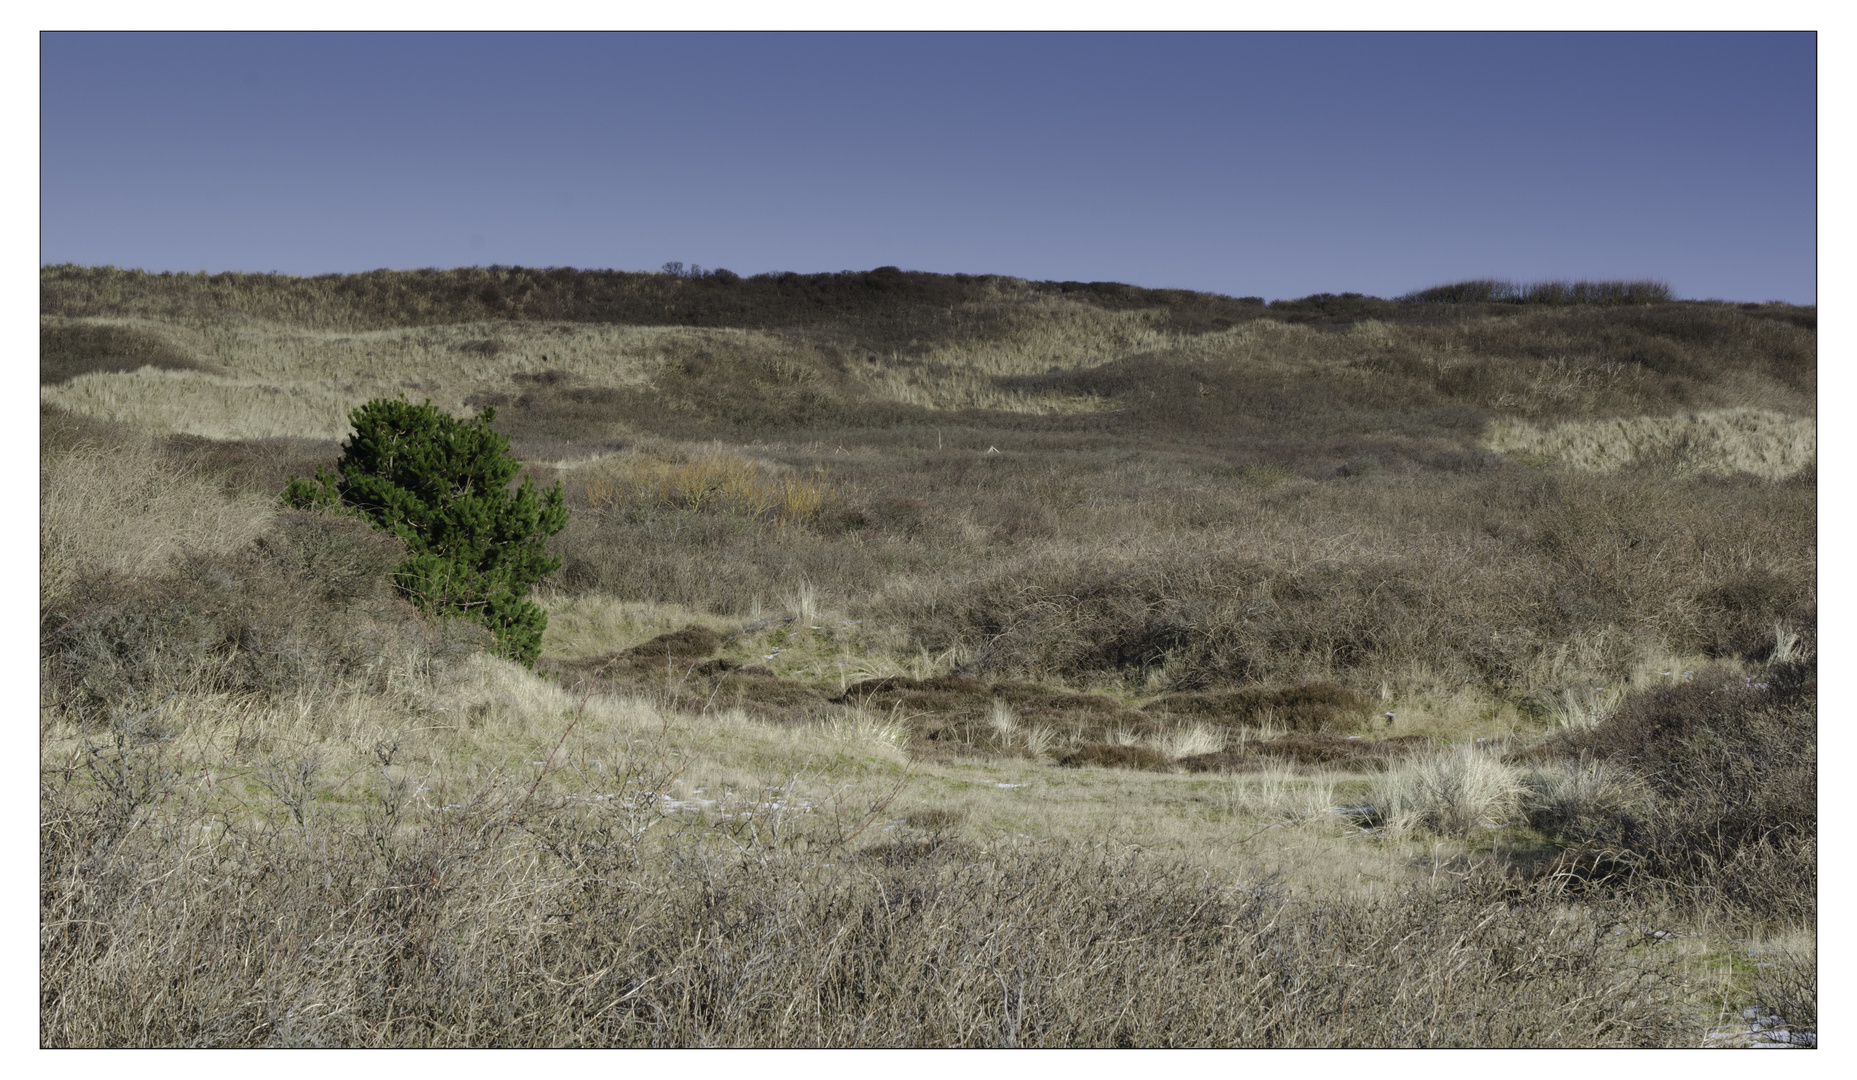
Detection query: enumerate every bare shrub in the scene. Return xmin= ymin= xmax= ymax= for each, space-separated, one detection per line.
xmin=1179 ymin=733 xmax=1427 ymax=773
xmin=1058 ymin=743 xmax=1170 ymax=771
xmin=1147 ymin=682 xmax=1373 ymax=733
xmin=1554 ymin=658 xmax=1816 ymax=924
xmin=40 ymin=433 xmax=275 ymax=604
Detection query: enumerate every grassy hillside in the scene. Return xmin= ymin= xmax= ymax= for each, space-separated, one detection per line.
xmin=40 ymin=266 xmax=1815 ymax=1047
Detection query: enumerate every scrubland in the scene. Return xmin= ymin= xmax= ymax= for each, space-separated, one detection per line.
xmin=40 ymin=265 xmax=1814 ymax=1046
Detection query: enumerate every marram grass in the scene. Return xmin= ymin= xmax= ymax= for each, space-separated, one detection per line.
xmin=1485 ymin=408 xmax=1814 ymax=480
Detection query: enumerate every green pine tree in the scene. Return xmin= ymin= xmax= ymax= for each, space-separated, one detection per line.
xmin=284 ymin=398 xmax=568 ymax=666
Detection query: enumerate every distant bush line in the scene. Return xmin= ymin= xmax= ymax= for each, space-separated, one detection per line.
xmin=1402 ymin=278 xmax=1675 ymax=306
xmin=42 ymin=265 xmax=1811 ymax=348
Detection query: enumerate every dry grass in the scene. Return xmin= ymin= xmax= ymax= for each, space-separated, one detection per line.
xmin=41 ymin=777 xmax=1703 ymax=1046
xmin=583 ymin=448 xmax=832 ymax=528
xmin=1154 ymin=723 xmax=1226 ymax=760
xmin=40 ymin=266 xmax=1815 ymax=1046
xmin=1486 ymin=409 xmax=1815 ymax=479
xmin=1542 ymin=684 xmax=1625 ymax=730
xmin=40 ymin=429 xmax=275 ymax=603
xmin=1223 ymin=766 xmax=1342 ymax=825
xmin=1521 ymin=755 xmax=1652 ymax=838
xmin=864 ymin=306 xmax=1308 ymax=410
xmin=38 ymin=316 xmax=748 ymax=440
xmin=1370 ymin=743 xmax=1525 ymax=839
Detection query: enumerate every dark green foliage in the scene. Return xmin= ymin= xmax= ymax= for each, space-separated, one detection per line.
xmin=284 ymin=398 xmax=568 ymax=665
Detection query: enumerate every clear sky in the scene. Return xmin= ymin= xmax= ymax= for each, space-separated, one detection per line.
xmin=39 ymin=31 xmax=1817 ymax=303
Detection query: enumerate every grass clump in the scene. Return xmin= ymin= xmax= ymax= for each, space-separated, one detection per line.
xmin=1370 ymin=743 xmax=1524 ymax=838
xmin=1520 ymin=755 xmax=1651 ymax=839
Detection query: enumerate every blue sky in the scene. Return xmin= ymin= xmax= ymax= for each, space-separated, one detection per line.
xmin=39 ymin=31 xmax=1817 ymax=302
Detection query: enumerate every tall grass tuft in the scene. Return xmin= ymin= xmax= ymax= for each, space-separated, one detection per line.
xmin=1157 ymin=723 xmax=1226 ymax=760
xmin=1226 ymin=767 xmax=1338 ymax=824
xmin=988 ymin=698 xmax=1019 ymax=741
xmin=1521 ymin=755 xmax=1649 ymax=839
xmin=1372 ymin=743 xmax=1524 ymax=838
xmin=1546 ymin=684 xmax=1624 ymax=730
xmin=787 ymin=580 xmax=819 ymax=623
xmin=1771 ymin=622 xmax=1803 ymax=664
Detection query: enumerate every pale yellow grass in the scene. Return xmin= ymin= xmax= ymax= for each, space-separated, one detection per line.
xmin=1522 ymin=633 xmax=1725 ymax=729
xmin=43 ymin=367 xmax=372 ymax=442
xmin=983 ymin=699 xmax=1059 ymax=759
xmin=261 ymin=645 xmax=1404 ymax=892
xmin=40 ymin=308 xmax=1224 ymax=431
xmin=43 ymin=649 xmax=913 ymax=845
xmin=39 ymin=569 xmax=1480 ymax=914
xmin=822 ymin=707 xmax=912 ymax=753
xmin=579 ymin=447 xmax=831 ymax=527
xmin=1331 ymin=663 xmax=1523 ymax=742
xmin=869 ymin=308 xmax=1316 ymax=410
xmin=1521 ymin=755 xmax=1651 ymax=825
xmin=1224 ymin=765 xmax=1343 ymax=825
xmin=1154 ymin=723 xmax=1227 ymax=760
xmin=1372 ymin=743 xmax=1524 ymax=839
xmin=39 ymin=316 xmax=760 ymax=439
xmin=431 ymin=654 xmax=912 ymax=795
xmin=1485 ymin=408 xmax=1815 ymax=479
xmin=1375 ymin=629 xmax=1720 ymax=740
xmin=535 ymin=594 xmax=744 ymax=660
xmin=39 ymin=435 xmax=275 ymax=602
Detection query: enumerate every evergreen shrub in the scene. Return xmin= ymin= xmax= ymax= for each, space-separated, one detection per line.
xmin=284 ymin=398 xmax=567 ymax=665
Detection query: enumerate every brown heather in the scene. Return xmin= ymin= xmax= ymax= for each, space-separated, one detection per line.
xmin=41 ymin=267 xmax=1814 ymax=1046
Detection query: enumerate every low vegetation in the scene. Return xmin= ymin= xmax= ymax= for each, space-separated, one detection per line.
xmin=41 ymin=267 xmax=1814 ymax=1046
